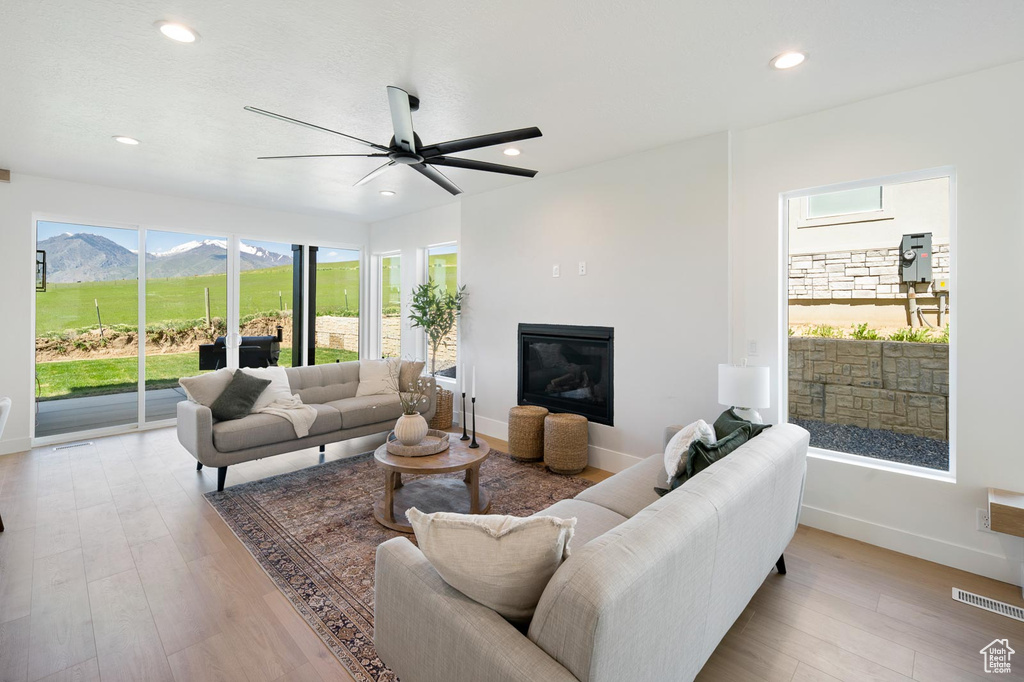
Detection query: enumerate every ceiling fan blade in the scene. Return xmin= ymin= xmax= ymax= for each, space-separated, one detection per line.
xmin=386 ymin=86 xmax=417 ymax=153
xmin=244 ymin=106 xmax=391 ymax=152
xmin=427 ymin=156 xmax=537 ymax=178
xmin=419 ymin=127 xmax=542 ymax=157
xmin=257 ymin=153 xmax=389 ymax=160
xmin=410 ymin=163 xmax=462 ymax=195
xmin=354 ymin=160 xmax=397 ymax=186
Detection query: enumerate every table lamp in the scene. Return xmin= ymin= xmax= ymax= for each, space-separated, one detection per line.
xmin=718 ymin=362 xmax=770 ymax=424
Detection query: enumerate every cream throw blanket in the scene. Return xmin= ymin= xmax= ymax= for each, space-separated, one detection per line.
xmin=254 ymin=394 xmax=318 ymax=438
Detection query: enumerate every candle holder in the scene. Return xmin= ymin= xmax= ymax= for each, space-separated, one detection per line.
xmin=468 ymin=397 xmax=479 ymax=448
xmin=460 ymin=392 xmax=470 ymax=440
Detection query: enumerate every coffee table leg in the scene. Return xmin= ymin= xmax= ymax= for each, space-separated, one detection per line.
xmin=394 ymin=472 xmax=403 ymax=489
xmin=468 ymin=465 xmax=480 ymax=513
xmin=383 ymin=471 xmax=396 ymax=523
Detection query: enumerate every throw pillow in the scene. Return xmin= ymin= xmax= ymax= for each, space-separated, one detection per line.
xmin=662 ymin=420 xmax=716 ymax=485
xmin=399 ymin=360 xmax=426 ymax=392
xmin=713 ymin=408 xmax=772 ymax=441
xmin=356 ymin=357 xmax=400 ymax=397
xmin=406 ymin=508 xmax=576 ymax=624
xmin=179 ymin=368 xmax=233 ymax=407
xmin=240 ymin=366 xmax=294 ymax=410
xmin=655 ymin=428 xmax=751 ymax=497
xmin=209 ymin=371 xmax=271 ymax=421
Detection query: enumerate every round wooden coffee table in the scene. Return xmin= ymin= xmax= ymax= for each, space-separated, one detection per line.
xmin=373 ymin=437 xmax=491 ymax=533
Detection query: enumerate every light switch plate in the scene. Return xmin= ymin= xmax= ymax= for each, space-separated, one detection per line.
xmin=552 ymin=264 xmax=560 ymax=277
xmin=578 ymin=261 xmax=587 ymax=276
xmin=748 ymin=340 xmax=758 ymax=356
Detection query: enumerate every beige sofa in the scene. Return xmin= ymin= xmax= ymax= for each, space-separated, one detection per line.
xmin=176 ymin=362 xmax=436 ymax=491
xmin=374 ymin=423 xmax=809 ymax=682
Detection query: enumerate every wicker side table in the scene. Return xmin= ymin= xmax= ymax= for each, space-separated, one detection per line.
xmin=508 ymin=405 xmax=549 ymax=462
xmin=544 ymin=413 xmax=589 ymax=475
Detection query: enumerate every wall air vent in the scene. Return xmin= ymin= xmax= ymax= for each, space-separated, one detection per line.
xmin=952 ymin=587 xmax=1024 ymax=622
xmin=53 ymin=441 xmax=93 ymax=451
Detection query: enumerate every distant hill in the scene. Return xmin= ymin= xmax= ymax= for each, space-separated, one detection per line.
xmin=39 ymin=234 xmax=292 ymax=282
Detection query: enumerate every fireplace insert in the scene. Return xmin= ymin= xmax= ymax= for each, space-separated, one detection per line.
xmin=518 ymin=323 xmax=613 ymax=426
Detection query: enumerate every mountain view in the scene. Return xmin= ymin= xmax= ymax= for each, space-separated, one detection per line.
xmin=38 ymin=233 xmax=293 ymax=282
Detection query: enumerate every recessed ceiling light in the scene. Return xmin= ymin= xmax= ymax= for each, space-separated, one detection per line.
xmin=771 ymin=51 xmax=806 ymax=70
xmin=113 ymin=136 xmax=140 ymax=145
xmin=155 ymin=20 xmax=199 ymax=43
xmin=503 ymin=148 xmax=521 ymax=156
xmin=379 ymin=190 xmax=396 ymax=197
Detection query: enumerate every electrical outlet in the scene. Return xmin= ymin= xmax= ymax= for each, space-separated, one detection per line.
xmin=552 ymin=264 xmax=560 ymax=278
xmin=578 ymin=261 xmax=587 ymax=276
xmin=977 ymin=508 xmax=993 ymax=533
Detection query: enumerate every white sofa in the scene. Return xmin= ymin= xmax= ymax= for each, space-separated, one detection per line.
xmin=374 ymin=423 xmax=809 ymax=682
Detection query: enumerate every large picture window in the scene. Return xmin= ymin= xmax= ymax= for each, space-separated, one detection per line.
xmin=379 ymin=253 xmax=401 ymax=358
xmin=784 ymin=171 xmax=954 ymax=474
xmin=425 ymin=243 xmax=458 ymax=379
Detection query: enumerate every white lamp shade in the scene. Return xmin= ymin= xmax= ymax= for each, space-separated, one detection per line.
xmin=718 ymin=364 xmax=770 ymax=409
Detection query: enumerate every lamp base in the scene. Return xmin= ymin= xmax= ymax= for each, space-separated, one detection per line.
xmin=732 ymin=406 xmax=764 ymax=424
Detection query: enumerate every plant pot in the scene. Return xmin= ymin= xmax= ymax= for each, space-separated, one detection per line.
xmin=395 ymin=412 xmax=429 ymax=446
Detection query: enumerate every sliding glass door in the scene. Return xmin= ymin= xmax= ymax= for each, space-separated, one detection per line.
xmin=309 ymin=246 xmax=361 ymax=364
xmin=35 ymin=220 xmax=140 ymax=437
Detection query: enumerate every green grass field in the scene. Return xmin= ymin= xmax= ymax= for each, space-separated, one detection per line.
xmin=36 ymin=261 xmax=361 ymax=334
xmin=36 ymin=348 xmax=357 ymax=400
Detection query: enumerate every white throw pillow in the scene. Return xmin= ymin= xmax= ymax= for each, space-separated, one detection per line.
xmin=239 ymin=366 xmax=294 ymax=410
xmin=407 ymin=508 xmax=576 ymax=623
xmin=179 ymin=368 xmax=234 ymax=407
xmin=663 ymin=420 xmax=717 ymax=484
xmin=356 ymin=357 xmax=400 ymax=397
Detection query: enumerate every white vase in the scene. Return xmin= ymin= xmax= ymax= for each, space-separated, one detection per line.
xmin=395 ymin=412 xmax=429 ymax=446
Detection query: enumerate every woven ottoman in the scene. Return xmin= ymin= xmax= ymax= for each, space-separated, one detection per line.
xmin=508 ymin=405 xmax=549 ymax=462
xmin=543 ymin=413 xmax=589 ymax=475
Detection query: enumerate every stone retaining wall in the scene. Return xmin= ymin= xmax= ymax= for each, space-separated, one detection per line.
xmin=315 ymin=315 xmax=458 ymax=371
xmin=789 ymin=244 xmax=949 ymax=301
xmin=788 ymin=337 xmax=948 ymax=441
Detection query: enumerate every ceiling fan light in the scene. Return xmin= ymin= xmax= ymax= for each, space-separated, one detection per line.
xmin=771 ymin=51 xmax=805 ymax=69
xmin=113 ymin=136 xmax=140 ymax=145
xmin=156 ymin=20 xmax=199 ymax=43
xmin=503 ymin=148 xmax=521 ymax=156
xmin=379 ymin=190 xmax=396 ymax=197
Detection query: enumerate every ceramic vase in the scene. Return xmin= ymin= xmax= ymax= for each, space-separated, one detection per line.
xmin=395 ymin=412 xmax=429 ymax=446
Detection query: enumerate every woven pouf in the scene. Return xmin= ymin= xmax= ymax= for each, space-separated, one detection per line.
xmin=428 ymin=387 xmax=454 ymax=430
xmin=508 ymin=405 xmax=549 ymax=462
xmin=543 ymin=413 xmax=589 ymax=475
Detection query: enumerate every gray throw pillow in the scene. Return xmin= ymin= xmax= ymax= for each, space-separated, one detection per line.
xmin=209 ymin=371 xmax=271 ymax=421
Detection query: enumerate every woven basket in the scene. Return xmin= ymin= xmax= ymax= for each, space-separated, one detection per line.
xmin=508 ymin=405 xmax=549 ymax=462
xmin=544 ymin=413 xmax=589 ymax=475
xmin=428 ymin=386 xmax=454 ymax=430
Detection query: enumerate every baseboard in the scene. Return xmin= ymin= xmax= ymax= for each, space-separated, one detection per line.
xmin=800 ymin=504 xmax=1022 ymax=586
xmin=0 ymin=437 xmax=31 ymax=457
xmin=474 ymin=415 xmax=643 ymax=474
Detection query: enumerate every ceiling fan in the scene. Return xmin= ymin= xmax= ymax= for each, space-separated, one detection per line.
xmin=245 ymin=87 xmax=542 ymax=196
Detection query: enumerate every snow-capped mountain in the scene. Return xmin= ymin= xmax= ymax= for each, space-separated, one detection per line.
xmin=147 ymin=239 xmax=292 ymax=278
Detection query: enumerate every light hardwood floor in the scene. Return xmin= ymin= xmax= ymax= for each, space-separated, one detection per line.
xmin=1 ymin=427 xmax=1021 ymax=682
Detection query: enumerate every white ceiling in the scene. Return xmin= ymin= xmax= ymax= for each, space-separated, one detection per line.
xmin=2 ymin=1 xmax=1023 ymax=223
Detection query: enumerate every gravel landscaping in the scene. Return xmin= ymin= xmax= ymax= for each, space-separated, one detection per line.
xmin=790 ymin=418 xmax=949 ymax=471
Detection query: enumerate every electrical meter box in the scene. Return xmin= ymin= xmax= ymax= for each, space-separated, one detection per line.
xmin=899 ymin=232 xmax=933 ymax=283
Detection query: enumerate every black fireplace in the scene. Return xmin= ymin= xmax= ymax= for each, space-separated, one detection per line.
xmin=518 ymin=323 xmax=614 ymax=426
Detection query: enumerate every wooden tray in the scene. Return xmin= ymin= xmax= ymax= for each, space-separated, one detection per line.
xmin=386 ymin=430 xmax=451 ymax=457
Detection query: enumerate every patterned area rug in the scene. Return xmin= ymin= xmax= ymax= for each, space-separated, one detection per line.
xmin=205 ymin=448 xmax=592 ymax=682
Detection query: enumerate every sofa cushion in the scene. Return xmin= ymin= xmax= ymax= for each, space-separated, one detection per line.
xmin=209 ymin=371 xmax=271 ymax=422
xmin=328 ymin=394 xmax=404 ymax=429
xmin=537 ymin=499 xmax=626 ymax=551
xmin=399 ymin=360 xmax=426 ymax=391
xmin=285 ymin=363 xmax=360 ymax=404
xmin=179 ymin=368 xmax=233 ymax=407
xmin=212 ymin=404 xmax=341 ymax=452
xmin=356 ymin=358 xmax=400 ymax=397
xmin=575 ymin=453 xmax=664 ymax=518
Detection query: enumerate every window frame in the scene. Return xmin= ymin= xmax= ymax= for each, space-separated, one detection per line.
xmin=779 ymin=167 xmax=957 ymax=482
xmin=422 ymin=241 xmax=460 ymax=386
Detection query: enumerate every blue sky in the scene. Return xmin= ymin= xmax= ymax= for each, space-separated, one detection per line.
xmin=37 ymin=221 xmax=358 ymax=262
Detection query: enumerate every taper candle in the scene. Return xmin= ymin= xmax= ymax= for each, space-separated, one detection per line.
xmin=472 ymin=366 xmax=476 ymax=399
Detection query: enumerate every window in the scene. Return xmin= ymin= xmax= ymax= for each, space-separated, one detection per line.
xmin=425 ymin=243 xmax=458 ymax=379
xmin=380 ymin=253 xmax=401 ymax=358
xmin=784 ymin=172 xmax=953 ymax=475
xmin=312 ymin=246 xmax=361 ymax=363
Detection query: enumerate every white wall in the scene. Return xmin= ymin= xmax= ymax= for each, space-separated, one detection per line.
xmin=459 ymin=132 xmax=731 ymax=471
xmin=731 ymin=61 xmax=1024 ymax=583
xmin=0 ymin=173 xmax=368 ymax=455
xmin=370 ymin=203 xmax=461 ymax=363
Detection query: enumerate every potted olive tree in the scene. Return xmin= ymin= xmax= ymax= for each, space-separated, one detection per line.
xmin=409 ymin=280 xmax=465 ymax=428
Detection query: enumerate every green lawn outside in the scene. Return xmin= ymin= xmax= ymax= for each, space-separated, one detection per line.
xmin=36 ymin=347 xmax=358 ymax=400
xmin=36 ymin=261 xmax=361 ymax=334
